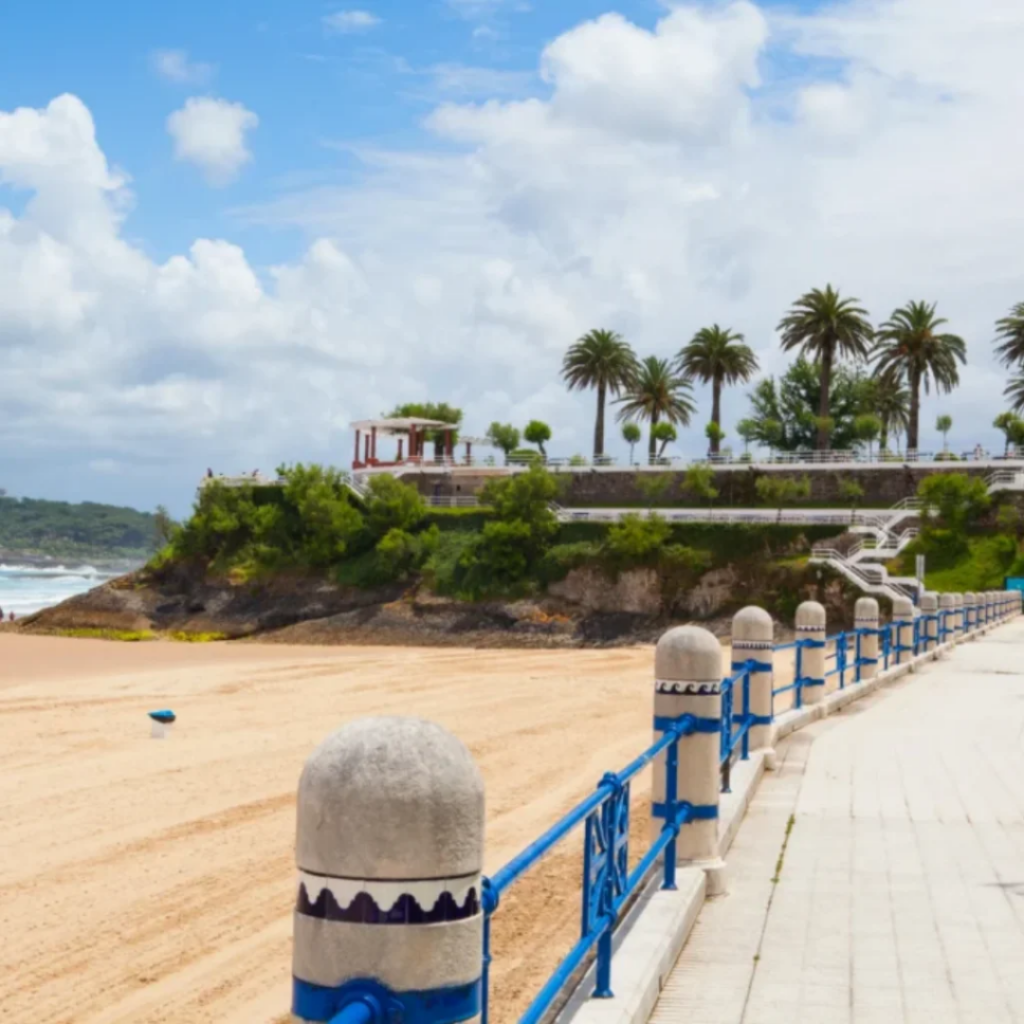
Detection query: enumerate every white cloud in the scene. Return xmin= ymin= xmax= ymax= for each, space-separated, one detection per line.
xmin=3 ymin=0 xmax=1024 ymax=511
xmin=166 ymin=97 xmax=258 ymax=185
xmin=150 ymin=49 xmax=215 ymax=85
xmin=323 ymin=10 xmax=381 ymax=34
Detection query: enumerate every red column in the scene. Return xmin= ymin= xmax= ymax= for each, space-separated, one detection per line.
xmin=370 ymin=427 xmax=378 ymax=463
xmin=409 ymin=425 xmax=417 ymax=459
xmin=466 ymin=441 xmax=472 ymax=464
xmin=354 ymin=430 xmax=361 ymax=466
xmin=445 ymin=429 xmax=453 ymax=460
xmin=397 ymin=439 xmax=404 ymax=461
xmin=364 ymin=434 xmax=371 ymax=462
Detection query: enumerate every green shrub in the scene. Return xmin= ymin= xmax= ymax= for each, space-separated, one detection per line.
xmin=364 ymin=475 xmax=426 ymax=538
xmin=421 ymin=531 xmax=478 ymax=595
xmin=602 ymin=514 xmax=670 ymax=567
xmin=537 ymin=541 xmax=603 ymax=583
xmin=917 ymin=473 xmax=990 ymax=533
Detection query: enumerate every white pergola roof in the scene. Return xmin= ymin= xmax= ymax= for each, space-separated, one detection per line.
xmin=349 ymin=417 xmax=452 ymax=435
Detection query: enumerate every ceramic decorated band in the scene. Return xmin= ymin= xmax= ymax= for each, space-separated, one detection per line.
xmin=655 ymin=680 xmax=722 ymax=695
xmin=296 ymin=870 xmax=481 ymax=925
xmin=795 ymin=624 xmax=825 ymax=632
xmin=732 ymin=640 xmax=773 ymax=650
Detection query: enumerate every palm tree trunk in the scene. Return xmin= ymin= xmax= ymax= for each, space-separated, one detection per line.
xmin=594 ymin=383 xmax=606 ymax=459
xmin=880 ymin=423 xmax=889 ymax=453
xmin=908 ymin=369 xmax=921 ymax=452
xmin=817 ymin=347 xmax=833 ymax=451
xmin=648 ymin=412 xmax=659 ymax=462
xmin=711 ymin=378 xmax=722 ymax=455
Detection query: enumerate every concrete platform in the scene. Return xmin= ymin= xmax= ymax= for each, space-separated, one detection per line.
xmin=649 ymin=620 xmax=1024 ymax=1024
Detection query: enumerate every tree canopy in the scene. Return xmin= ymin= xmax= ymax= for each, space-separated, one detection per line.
xmin=745 ymin=357 xmax=874 ymax=452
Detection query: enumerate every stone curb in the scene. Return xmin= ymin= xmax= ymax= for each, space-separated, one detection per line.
xmin=564 ymin=618 xmax=1015 ymax=1024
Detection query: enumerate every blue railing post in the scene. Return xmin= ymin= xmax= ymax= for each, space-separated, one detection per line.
xmin=836 ymin=631 xmax=846 ymax=689
xmin=795 ymin=642 xmax=804 ymax=709
xmin=662 ymin=737 xmax=679 ymax=892
xmin=855 ymin=597 xmax=880 ymax=682
xmin=292 ymin=717 xmax=485 ymax=1024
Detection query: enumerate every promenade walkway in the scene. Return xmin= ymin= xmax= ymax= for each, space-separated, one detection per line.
xmin=650 ymin=619 xmax=1024 ymax=1024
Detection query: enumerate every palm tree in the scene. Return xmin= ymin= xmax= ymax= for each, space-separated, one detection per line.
xmin=1005 ymin=375 xmax=1024 ymax=417
xmin=994 ymin=302 xmax=1024 ymax=368
xmin=562 ymin=329 xmax=639 ymax=459
xmin=872 ymin=373 xmax=910 ymax=453
xmin=777 ymin=286 xmax=874 ymax=450
xmin=615 ymin=356 xmax=696 ymax=461
xmin=873 ymin=301 xmax=966 ymax=453
xmin=677 ymin=325 xmax=759 ymax=455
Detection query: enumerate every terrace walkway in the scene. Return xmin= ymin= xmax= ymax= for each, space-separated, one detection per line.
xmin=649 ymin=619 xmax=1024 ymax=1024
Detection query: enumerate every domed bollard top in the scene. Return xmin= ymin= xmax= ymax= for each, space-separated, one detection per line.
xmin=795 ymin=601 xmax=827 ymax=705
xmin=732 ymin=607 xmax=774 ymax=755
xmin=964 ymin=592 xmax=977 ymax=633
xmin=293 ymin=716 xmax=484 ymax=1023
xmin=652 ymin=626 xmax=723 ymax=868
xmin=892 ymin=596 xmax=915 ymax=666
xmin=854 ymin=598 xmax=880 ymax=681
xmin=920 ymin=593 xmax=939 ymax=652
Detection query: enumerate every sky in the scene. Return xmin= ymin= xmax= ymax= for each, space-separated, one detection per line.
xmin=1 ymin=0 xmax=1023 ymax=517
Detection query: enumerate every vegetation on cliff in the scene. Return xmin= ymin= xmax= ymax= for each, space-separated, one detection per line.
xmin=0 ymin=495 xmax=160 ymax=559
xmin=155 ymin=464 xmax=843 ymax=617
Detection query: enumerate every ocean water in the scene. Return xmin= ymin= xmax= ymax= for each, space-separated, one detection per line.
xmin=0 ymin=563 xmax=121 ymax=619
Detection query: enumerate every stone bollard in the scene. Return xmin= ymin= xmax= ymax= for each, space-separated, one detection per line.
xmin=893 ymin=597 xmax=915 ymax=666
xmin=953 ymin=593 xmax=964 ymax=638
xmin=854 ymin=597 xmax=880 ymax=681
xmin=986 ymin=591 xmax=996 ymax=625
xmin=731 ymin=606 xmax=775 ymax=764
xmin=795 ymin=602 xmax=827 ymax=705
xmin=653 ymin=625 xmax=726 ymax=894
xmin=292 ymin=717 xmax=484 ymax=1024
xmin=939 ymin=593 xmax=955 ymax=646
xmin=964 ymin=592 xmax=976 ymax=633
xmin=920 ymin=592 xmax=939 ymax=652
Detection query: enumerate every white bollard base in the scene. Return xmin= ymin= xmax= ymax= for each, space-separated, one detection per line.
xmin=763 ymin=748 xmax=779 ymax=772
xmin=683 ymin=857 xmax=728 ymax=897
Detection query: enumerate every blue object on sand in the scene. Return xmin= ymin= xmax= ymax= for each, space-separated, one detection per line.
xmin=149 ymin=709 xmax=176 ymax=724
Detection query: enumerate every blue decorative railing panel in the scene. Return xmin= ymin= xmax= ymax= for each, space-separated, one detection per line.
xmin=481 ymin=716 xmax=707 ymax=1024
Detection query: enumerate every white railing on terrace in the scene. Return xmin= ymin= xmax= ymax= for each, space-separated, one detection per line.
xmin=553 ymin=506 xmax=893 ymax=528
xmin=425 ymin=495 xmax=480 ymax=508
xmin=366 ymin=449 xmax=1024 ymax=475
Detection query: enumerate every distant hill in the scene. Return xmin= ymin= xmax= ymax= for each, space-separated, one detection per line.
xmin=0 ymin=495 xmax=157 ymax=560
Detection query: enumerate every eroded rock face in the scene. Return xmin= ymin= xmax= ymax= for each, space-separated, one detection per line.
xmin=681 ymin=568 xmax=738 ymax=619
xmin=548 ymin=567 xmax=662 ymax=615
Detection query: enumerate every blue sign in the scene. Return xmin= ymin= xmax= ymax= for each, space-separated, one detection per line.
xmin=1005 ymin=578 xmax=1024 ymax=593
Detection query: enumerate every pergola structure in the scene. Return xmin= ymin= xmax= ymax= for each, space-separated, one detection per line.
xmin=350 ymin=419 xmax=496 ymax=470
xmin=350 ymin=417 xmax=453 ymax=469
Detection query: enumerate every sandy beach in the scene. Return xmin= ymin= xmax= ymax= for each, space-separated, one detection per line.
xmin=0 ymin=632 xmax=801 ymax=1024
xmin=0 ymin=634 xmax=662 ymax=1024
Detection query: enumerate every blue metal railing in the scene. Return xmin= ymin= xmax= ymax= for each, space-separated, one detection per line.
xmin=481 ymin=715 xmax=704 ymax=1024
xmin=720 ymin=664 xmax=755 ymax=793
xmin=480 ymin=599 xmax=1010 ymax=1024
